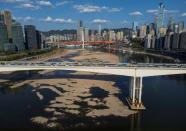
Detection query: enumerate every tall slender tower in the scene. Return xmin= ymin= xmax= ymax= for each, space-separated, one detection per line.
xmin=157 ymin=3 xmax=165 ymax=29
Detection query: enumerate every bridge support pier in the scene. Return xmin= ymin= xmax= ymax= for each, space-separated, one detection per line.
xmin=126 ymin=77 xmax=145 ymax=110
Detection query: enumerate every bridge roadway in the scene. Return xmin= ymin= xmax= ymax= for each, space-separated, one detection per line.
xmin=1 ymin=61 xmax=186 ymax=110
xmin=0 ymin=61 xmax=186 ymax=77
xmin=47 ymin=41 xmax=114 ymax=46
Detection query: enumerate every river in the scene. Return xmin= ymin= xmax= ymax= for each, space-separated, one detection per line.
xmin=0 ymin=48 xmax=186 ymax=131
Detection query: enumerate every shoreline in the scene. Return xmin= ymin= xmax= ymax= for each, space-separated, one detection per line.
xmin=121 ymin=47 xmax=177 ymax=62
xmin=132 ymin=50 xmax=176 ymax=61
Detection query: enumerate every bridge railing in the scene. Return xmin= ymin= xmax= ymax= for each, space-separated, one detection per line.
xmin=0 ymin=61 xmax=186 ymax=68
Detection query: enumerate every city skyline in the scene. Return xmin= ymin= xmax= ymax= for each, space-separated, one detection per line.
xmin=0 ymin=0 xmax=186 ymax=31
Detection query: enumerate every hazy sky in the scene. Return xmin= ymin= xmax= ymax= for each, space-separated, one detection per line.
xmin=0 ymin=0 xmax=186 ymax=31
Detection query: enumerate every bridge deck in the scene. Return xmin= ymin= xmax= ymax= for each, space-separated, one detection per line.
xmin=0 ymin=61 xmax=186 ymax=77
xmin=0 ymin=61 xmax=186 ymax=68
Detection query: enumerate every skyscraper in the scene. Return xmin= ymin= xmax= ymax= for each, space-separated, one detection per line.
xmin=167 ymin=17 xmax=174 ymax=33
xmin=179 ymin=31 xmax=186 ymax=49
xmin=36 ymin=30 xmax=46 ymax=49
xmin=159 ymin=27 xmax=167 ymax=36
xmin=1 ymin=10 xmax=12 ymax=41
xmin=79 ymin=27 xmax=84 ymax=41
xmin=140 ymin=25 xmax=147 ymax=38
xmin=167 ymin=17 xmax=173 ymax=28
xmin=151 ymin=36 xmax=156 ymax=49
xmin=0 ymin=13 xmax=4 ymax=22
xmin=172 ymin=33 xmax=180 ymax=49
xmin=174 ymin=24 xmax=179 ymax=33
xmin=145 ymin=34 xmax=152 ymax=49
xmin=90 ymin=30 xmax=95 ymax=41
xmin=102 ymin=30 xmax=109 ymax=41
xmin=178 ymin=21 xmax=184 ymax=33
xmin=157 ymin=3 xmax=165 ymax=30
xmin=164 ymin=32 xmax=173 ymax=50
xmin=98 ymin=24 xmax=101 ymax=35
xmin=0 ymin=21 xmax=9 ymax=51
xmin=77 ymin=20 xmax=83 ymax=41
xmin=12 ymin=22 xmax=25 ymax=51
xmin=84 ymin=28 xmax=89 ymax=42
xmin=132 ymin=22 xmax=138 ymax=32
xmin=154 ymin=15 xmax=158 ymax=34
xmin=116 ymin=31 xmax=124 ymax=41
xmin=24 ymin=25 xmax=37 ymax=50
xmin=109 ymin=30 xmax=116 ymax=41
xmin=97 ymin=24 xmax=102 ymax=40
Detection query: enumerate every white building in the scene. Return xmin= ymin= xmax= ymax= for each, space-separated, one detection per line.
xmin=145 ymin=34 xmax=152 ymax=49
xmin=140 ymin=25 xmax=147 ymax=38
xmin=109 ymin=30 xmax=116 ymax=41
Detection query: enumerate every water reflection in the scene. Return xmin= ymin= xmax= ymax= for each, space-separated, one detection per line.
xmin=116 ymin=52 xmax=174 ymax=63
xmin=130 ymin=112 xmax=141 ymax=131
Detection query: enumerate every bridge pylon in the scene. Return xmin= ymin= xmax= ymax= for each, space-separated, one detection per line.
xmin=126 ymin=76 xmax=145 ymax=110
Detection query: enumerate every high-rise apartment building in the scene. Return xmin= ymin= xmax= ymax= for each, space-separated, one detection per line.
xmin=172 ymin=33 xmax=180 ymax=49
xmin=0 ymin=22 xmax=9 ymax=51
xmin=77 ymin=20 xmax=83 ymax=41
xmin=98 ymin=24 xmax=102 ymax=41
xmin=84 ymin=28 xmax=89 ymax=42
xmin=151 ymin=36 xmax=156 ymax=49
xmin=1 ymin=10 xmax=12 ymax=41
xmin=179 ymin=31 xmax=186 ymax=49
xmin=11 ymin=22 xmax=25 ymax=51
xmin=90 ymin=30 xmax=95 ymax=41
xmin=0 ymin=13 xmax=4 ymax=22
xmin=178 ymin=21 xmax=184 ymax=33
xmin=167 ymin=18 xmax=174 ymax=33
xmin=159 ymin=27 xmax=167 ymax=36
xmin=79 ymin=27 xmax=84 ymax=42
xmin=174 ymin=24 xmax=179 ymax=33
xmin=24 ymin=25 xmax=37 ymax=50
xmin=102 ymin=30 xmax=109 ymax=41
xmin=167 ymin=17 xmax=173 ymax=28
xmin=98 ymin=24 xmax=102 ymax=35
xmin=109 ymin=30 xmax=116 ymax=41
xmin=164 ymin=32 xmax=174 ymax=50
xmin=36 ymin=30 xmax=45 ymax=49
xmin=140 ymin=25 xmax=147 ymax=38
xmin=145 ymin=34 xmax=152 ymax=49
xmin=116 ymin=31 xmax=124 ymax=41
xmin=154 ymin=16 xmax=158 ymax=34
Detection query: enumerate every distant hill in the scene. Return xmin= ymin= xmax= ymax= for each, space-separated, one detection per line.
xmin=42 ymin=30 xmax=77 ymax=37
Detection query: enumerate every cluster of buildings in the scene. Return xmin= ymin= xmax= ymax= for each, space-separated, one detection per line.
xmin=46 ymin=34 xmax=77 ymax=42
xmin=1 ymin=3 xmax=186 ymax=53
xmin=76 ymin=20 xmax=126 ymax=42
xmin=47 ymin=21 xmax=126 ymax=43
xmin=0 ymin=10 xmax=45 ymax=52
xmin=131 ymin=3 xmax=186 ymax=51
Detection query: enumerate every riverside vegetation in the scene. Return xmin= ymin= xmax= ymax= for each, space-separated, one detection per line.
xmin=0 ymin=48 xmax=64 ymax=61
